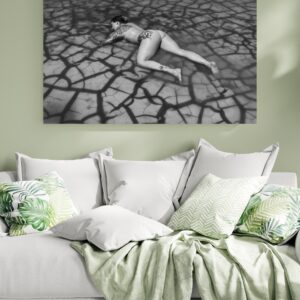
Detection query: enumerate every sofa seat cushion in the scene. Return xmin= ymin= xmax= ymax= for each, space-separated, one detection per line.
xmin=0 ymin=232 xmax=299 ymax=299
xmin=0 ymin=232 xmax=101 ymax=299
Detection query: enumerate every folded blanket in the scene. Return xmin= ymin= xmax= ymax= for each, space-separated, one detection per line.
xmin=72 ymin=231 xmax=300 ymax=300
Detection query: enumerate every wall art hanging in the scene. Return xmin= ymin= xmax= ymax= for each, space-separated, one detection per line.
xmin=44 ymin=0 xmax=256 ymax=124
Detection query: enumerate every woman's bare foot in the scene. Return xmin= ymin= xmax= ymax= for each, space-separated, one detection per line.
xmin=171 ymin=68 xmax=182 ymax=83
xmin=209 ymin=61 xmax=219 ymax=74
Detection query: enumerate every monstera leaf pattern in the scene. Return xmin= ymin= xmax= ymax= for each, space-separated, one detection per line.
xmin=0 ymin=172 xmax=77 ymax=236
xmin=19 ymin=199 xmax=56 ymax=230
xmin=236 ymin=184 xmax=300 ymax=244
xmin=2 ymin=181 xmax=49 ymax=203
xmin=0 ymin=186 xmax=13 ymax=215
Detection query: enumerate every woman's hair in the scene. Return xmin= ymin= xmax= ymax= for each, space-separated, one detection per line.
xmin=111 ymin=15 xmax=128 ymax=24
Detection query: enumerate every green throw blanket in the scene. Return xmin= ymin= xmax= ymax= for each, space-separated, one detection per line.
xmin=72 ymin=231 xmax=300 ymax=300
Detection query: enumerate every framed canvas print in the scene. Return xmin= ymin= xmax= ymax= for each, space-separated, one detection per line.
xmin=44 ymin=0 xmax=256 ymax=124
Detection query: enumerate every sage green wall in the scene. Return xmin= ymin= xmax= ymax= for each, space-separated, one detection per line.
xmin=0 ymin=0 xmax=300 ymax=176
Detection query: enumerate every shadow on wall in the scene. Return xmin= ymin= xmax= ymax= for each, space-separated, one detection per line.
xmin=259 ymin=0 xmax=300 ymax=78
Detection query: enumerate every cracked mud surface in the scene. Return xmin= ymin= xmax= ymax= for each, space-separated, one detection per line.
xmin=44 ymin=0 xmax=256 ymax=124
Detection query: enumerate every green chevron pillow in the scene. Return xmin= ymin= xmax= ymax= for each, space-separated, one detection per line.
xmin=0 ymin=172 xmax=77 ymax=236
xmin=235 ymin=185 xmax=300 ymax=244
xmin=168 ymin=173 xmax=267 ymax=239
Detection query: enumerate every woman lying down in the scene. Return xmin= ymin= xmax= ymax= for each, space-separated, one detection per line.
xmin=95 ymin=15 xmax=219 ymax=83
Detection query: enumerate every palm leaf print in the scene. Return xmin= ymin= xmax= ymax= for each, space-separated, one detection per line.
xmin=19 ymin=199 xmax=56 ymax=231
xmin=4 ymin=181 xmax=49 ymax=204
xmin=9 ymin=223 xmax=26 ymax=236
xmin=238 ymin=193 xmax=262 ymax=226
xmin=1 ymin=173 xmax=76 ymax=236
xmin=0 ymin=188 xmax=13 ymax=215
xmin=236 ymin=185 xmax=300 ymax=244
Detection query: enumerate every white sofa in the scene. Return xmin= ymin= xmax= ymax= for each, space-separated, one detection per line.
xmin=0 ymin=171 xmax=299 ymax=300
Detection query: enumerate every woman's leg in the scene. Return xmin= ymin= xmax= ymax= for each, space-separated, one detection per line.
xmin=160 ymin=33 xmax=218 ymax=74
xmin=137 ymin=31 xmax=182 ymax=82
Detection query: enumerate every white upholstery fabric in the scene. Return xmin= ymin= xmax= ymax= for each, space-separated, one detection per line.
xmin=0 ymin=232 xmax=297 ymax=300
xmin=0 ymin=232 xmax=100 ymax=299
xmin=0 ymin=219 xmax=7 ymax=235
xmin=267 ymin=172 xmax=297 ymax=188
xmin=0 ymin=171 xmax=17 ymax=182
xmin=0 ymin=221 xmax=298 ymax=300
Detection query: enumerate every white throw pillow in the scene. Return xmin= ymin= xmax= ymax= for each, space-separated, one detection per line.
xmin=181 ymin=139 xmax=279 ymax=202
xmin=169 ymin=174 xmax=267 ymax=239
xmin=16 ymin=148 xmax=112 ymax=213
xmin=99 ymin=150 xmax=195 ymax=209
xmin=52 ymin=206 xmax=173 ymax=251
xmin=162 ymin=150 xmax=195 ymax=208
xmin=99 ymin=156 xmax=186 ymax=223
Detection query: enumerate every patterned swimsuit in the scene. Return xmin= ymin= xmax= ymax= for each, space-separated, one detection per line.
xmin=137 ymin=30 xmax=153 ymax=43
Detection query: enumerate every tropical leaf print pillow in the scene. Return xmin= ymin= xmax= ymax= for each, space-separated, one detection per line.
xmin=0 ymin=172 xmax=77 ymax=236
xmin=236 ymin=184 xmax=300 ymax=244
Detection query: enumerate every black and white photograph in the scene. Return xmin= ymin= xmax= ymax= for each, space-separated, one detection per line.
xmin=44 ymin=0 xmax=257 ymax=124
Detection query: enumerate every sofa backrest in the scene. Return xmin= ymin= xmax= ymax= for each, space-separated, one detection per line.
xmin=267 ymin=172 xmax=297 ymax=188
xmin=0 ymin=171 xmax=298 ymax=188
xmin=0 ymin=171 xmax=17 ymax=183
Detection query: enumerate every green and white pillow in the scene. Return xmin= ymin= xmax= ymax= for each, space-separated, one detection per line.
xmin=0 ymin=172 xmax=77 ymax=236
xmin=236 ymin=184 xmax=300 ymax=244
xmin=168 ymin=173 xmax=267 ymax=239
